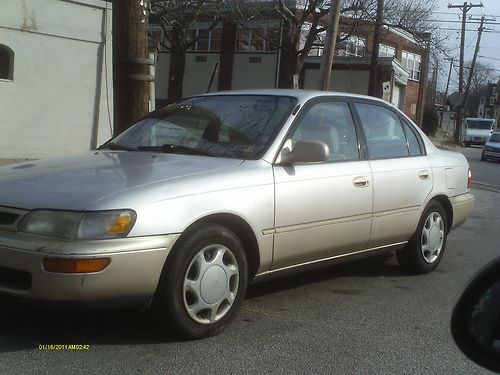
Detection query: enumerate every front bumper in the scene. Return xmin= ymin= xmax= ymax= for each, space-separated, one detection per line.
xmin=0 ymin=230 xmax=180 ymax=308
xmin=450 ymin=192 xmax=475 ymax=230
xmin=483 ymin=150 xmax=500 ymax=160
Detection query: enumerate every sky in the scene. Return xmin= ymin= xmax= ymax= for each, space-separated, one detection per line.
xmin=433 ymin=0 xmax=500 ymax=91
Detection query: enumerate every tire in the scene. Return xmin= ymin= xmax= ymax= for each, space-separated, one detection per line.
xmin=396 ymin=201 xmax=448 ymax=274
xmin=464 ymin=141 xmax=470 ymax=148
xmin=155 ymin=223 xmax=248 ymax=339
xmin=480 ymin=152 xmax=486 ymax=161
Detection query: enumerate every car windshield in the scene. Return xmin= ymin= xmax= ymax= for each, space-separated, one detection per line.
xmin=489 ymin=133 xmax=500 ymax=142
xmin=466 ymin=120 xmax=494 ymax=130
xmin=107 ymin=95 xmax=297 ymax=159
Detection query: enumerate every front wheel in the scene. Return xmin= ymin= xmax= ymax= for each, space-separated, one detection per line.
xmin=155 ymin=223 xmax=248 ymax=338
xmin=396 ymin=201 xmax=448 ymax=274
xmin=480 ymin=152 xmax=486 ymax=161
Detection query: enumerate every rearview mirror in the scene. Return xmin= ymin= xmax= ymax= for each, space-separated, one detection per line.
xmin=278 ymin=140 xmax=329 ymax=164
xmin=451 ymin=256 xmax=500 ymax=373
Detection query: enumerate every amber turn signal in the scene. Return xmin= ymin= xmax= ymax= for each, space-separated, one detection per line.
xmin=43 ymin=258 xmax=110 ymax=273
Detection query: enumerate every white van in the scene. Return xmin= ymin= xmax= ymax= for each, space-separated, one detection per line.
xmin=463 ymin=118 xmax=497 ymax=147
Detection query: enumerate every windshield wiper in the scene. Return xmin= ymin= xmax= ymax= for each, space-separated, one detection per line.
xmin=99 ymin=142 xmax=137 ymax=151
xmin=137 ymin=144 xmax=212 ymax=156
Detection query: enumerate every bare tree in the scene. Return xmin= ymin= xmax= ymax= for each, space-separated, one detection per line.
xmin=271 ymin=0 xmax=439 ymax=88
xmin=463 ymin=61 xmax=495 ymax=116
xmin=150 ymin=0 xmax=224 ymax=101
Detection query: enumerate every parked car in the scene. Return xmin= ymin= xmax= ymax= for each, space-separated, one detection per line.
xmin=0 ymin=90 xmax=474 ymax=338
xmin=463 ymin=118 xmax=497 ymax=147
xmin=481 ymin=132 xmax=500 ymax=162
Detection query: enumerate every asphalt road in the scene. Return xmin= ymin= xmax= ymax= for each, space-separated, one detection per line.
xmin=0 ymin=157 xmax=499 ymax=374
xmin=457 ymin=146 xmax=500 ymax=189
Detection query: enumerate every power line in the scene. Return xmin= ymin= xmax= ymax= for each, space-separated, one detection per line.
xmin=478 ymin=55 xmax=500 ymax=61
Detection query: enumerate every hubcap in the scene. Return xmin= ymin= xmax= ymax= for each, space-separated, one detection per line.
xmin=421 ymin=211 xmax=444 ymax=264
xmin=183 ymin=244 xmax=239 ymax=324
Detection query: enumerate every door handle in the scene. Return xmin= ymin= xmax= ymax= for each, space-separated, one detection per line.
xmin=418 ymin=170 xmax=430 ymax=180
xmin=353 ymin=176 xmax=369 ymax=188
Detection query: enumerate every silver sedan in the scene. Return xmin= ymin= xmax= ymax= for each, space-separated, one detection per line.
xmin=0 ymin=90 xmax=474 ymax=338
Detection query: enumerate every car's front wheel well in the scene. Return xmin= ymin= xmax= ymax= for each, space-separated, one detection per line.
xmin=185 ymin=214 xmax=260 ymax=280
xmin=430 ymin=195 xmax=453 ymax=233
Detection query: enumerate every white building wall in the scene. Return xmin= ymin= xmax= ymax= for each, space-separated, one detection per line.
xmin=304 ymin=68 xmax=369 ymax=94
xmin=231 ymin=54 xmax=277 ymax=90
xmin=0 ymin=0 xmax=113 ymax=159
xmin=184 ymin=53 xmax=220 ymax=97
xmin=155 ymin=52 xmax=171 ymax=100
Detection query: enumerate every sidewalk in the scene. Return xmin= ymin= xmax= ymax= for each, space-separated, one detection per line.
xmin=428 ymin=129 xmax=461 ymax=150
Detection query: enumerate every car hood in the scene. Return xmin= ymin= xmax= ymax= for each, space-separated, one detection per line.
xmin=0 ymin=151 xmax=243 ymax=210
xmin=485 ymin=140 xmax=500 ymax=149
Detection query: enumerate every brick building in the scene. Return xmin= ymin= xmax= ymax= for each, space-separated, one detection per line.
xmin=151 ymin=4 xmax=430 ymax=124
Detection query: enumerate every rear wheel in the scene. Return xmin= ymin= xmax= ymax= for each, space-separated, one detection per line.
xmin=464 ymin=142 xmax=470 ymax=148
xmin=155 ymin=223 xmax=248 ymax=338
xmin=397 ymin=201 xmax=448 ymax=274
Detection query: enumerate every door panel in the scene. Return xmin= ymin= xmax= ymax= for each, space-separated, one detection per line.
xmin=352 ymin=102 xmax=432 ymax=247
xmin=271 ymin=100 xmax=373 ymax=271
xmin=272 ymin=161 xmax=373 ymax=270
xmin=369 ymin=157 xmax=432 ymax=247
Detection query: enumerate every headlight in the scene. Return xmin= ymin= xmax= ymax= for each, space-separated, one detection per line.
xmin=18 ymin=210 xmax=136 ymax=239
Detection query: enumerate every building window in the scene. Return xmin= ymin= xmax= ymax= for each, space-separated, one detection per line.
xmin=402 ymin=51 xmax=421 ymax=80
xmin=185 ymin=28 xmax=222 ymax=52
xmin=379 ymin=44 xmax=395 ymax=58
xmin=235 ymin=26 xmax=279 ymax=52
xmin=0 ymin=44 xmax=14 ymax=80
xmin=336 ymin=34 xmax=366 ymax=57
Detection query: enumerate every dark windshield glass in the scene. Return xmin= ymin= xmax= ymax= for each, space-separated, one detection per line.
xmin=489 ymin=134 xmax=500 ymax=143
xmin=466 ymin=120 xmax=495 ymax=130
xmin=109 ymin=95 xmax=297 ymax=159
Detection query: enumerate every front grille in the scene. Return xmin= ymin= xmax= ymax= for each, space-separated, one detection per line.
xmin=0 ymin=211 xmax=19 ymax=226
xmin=0 ymin=266 xmax=32 ymax=291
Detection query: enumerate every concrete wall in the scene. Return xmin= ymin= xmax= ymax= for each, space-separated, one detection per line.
xmin=155 ymin=52 xmax=221 ymax=100
xmin=231 ymin=53 xmax=277 ymax=90
xmin=155 ymin=52 xmax=170 ymax=100
xmin=0 ymin=0 xmax=113 ymax=159
xmin=184 ymin=53 xmax=220 ymax=96
xmin=303 ymin=68 xmax=369 ymax=95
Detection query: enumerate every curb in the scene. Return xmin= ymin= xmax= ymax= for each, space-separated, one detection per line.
xmin=474 ymin=181 xmax=500 ymax=193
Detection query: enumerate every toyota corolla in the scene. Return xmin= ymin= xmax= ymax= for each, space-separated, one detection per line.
xmin=0 ymin=90 xmax=474 ymax=338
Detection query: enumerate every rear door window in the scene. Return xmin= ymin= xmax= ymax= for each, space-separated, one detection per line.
xmin=354 ymin=103 xmax=409 ymax=159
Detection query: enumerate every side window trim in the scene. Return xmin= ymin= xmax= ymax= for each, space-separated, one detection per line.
xmin=400 ymin=117 xmax=426 ymax=156
xmin=273 ymin=96 xmax=363 ymax=164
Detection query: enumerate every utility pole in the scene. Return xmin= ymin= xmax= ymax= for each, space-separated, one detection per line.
xmin=448 ymin=1 xmax=483 ymax=142
xmin=439 ymin=58 xmax=454 ymax=130
xmin=319 ymin=0 xmax=343 ymax=91
xmin=368 ymin=0 xmax=384 ymax=97
xmin=464 ymin=16 xmax=490 ymax=110
xmin=113 ymin=0 xmax=151 ymax=136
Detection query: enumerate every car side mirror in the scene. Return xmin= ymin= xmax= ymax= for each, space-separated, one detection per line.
xmin=278 ymin=140 xmax=329 ymax=164
xmin=451 ymin=256 xmax=500 ymax=373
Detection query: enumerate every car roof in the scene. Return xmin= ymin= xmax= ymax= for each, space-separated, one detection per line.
xmin=191 ymin=89 xmax=389 ymax=105
xmin=465 ymin=118 xmax=495 ymax=121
